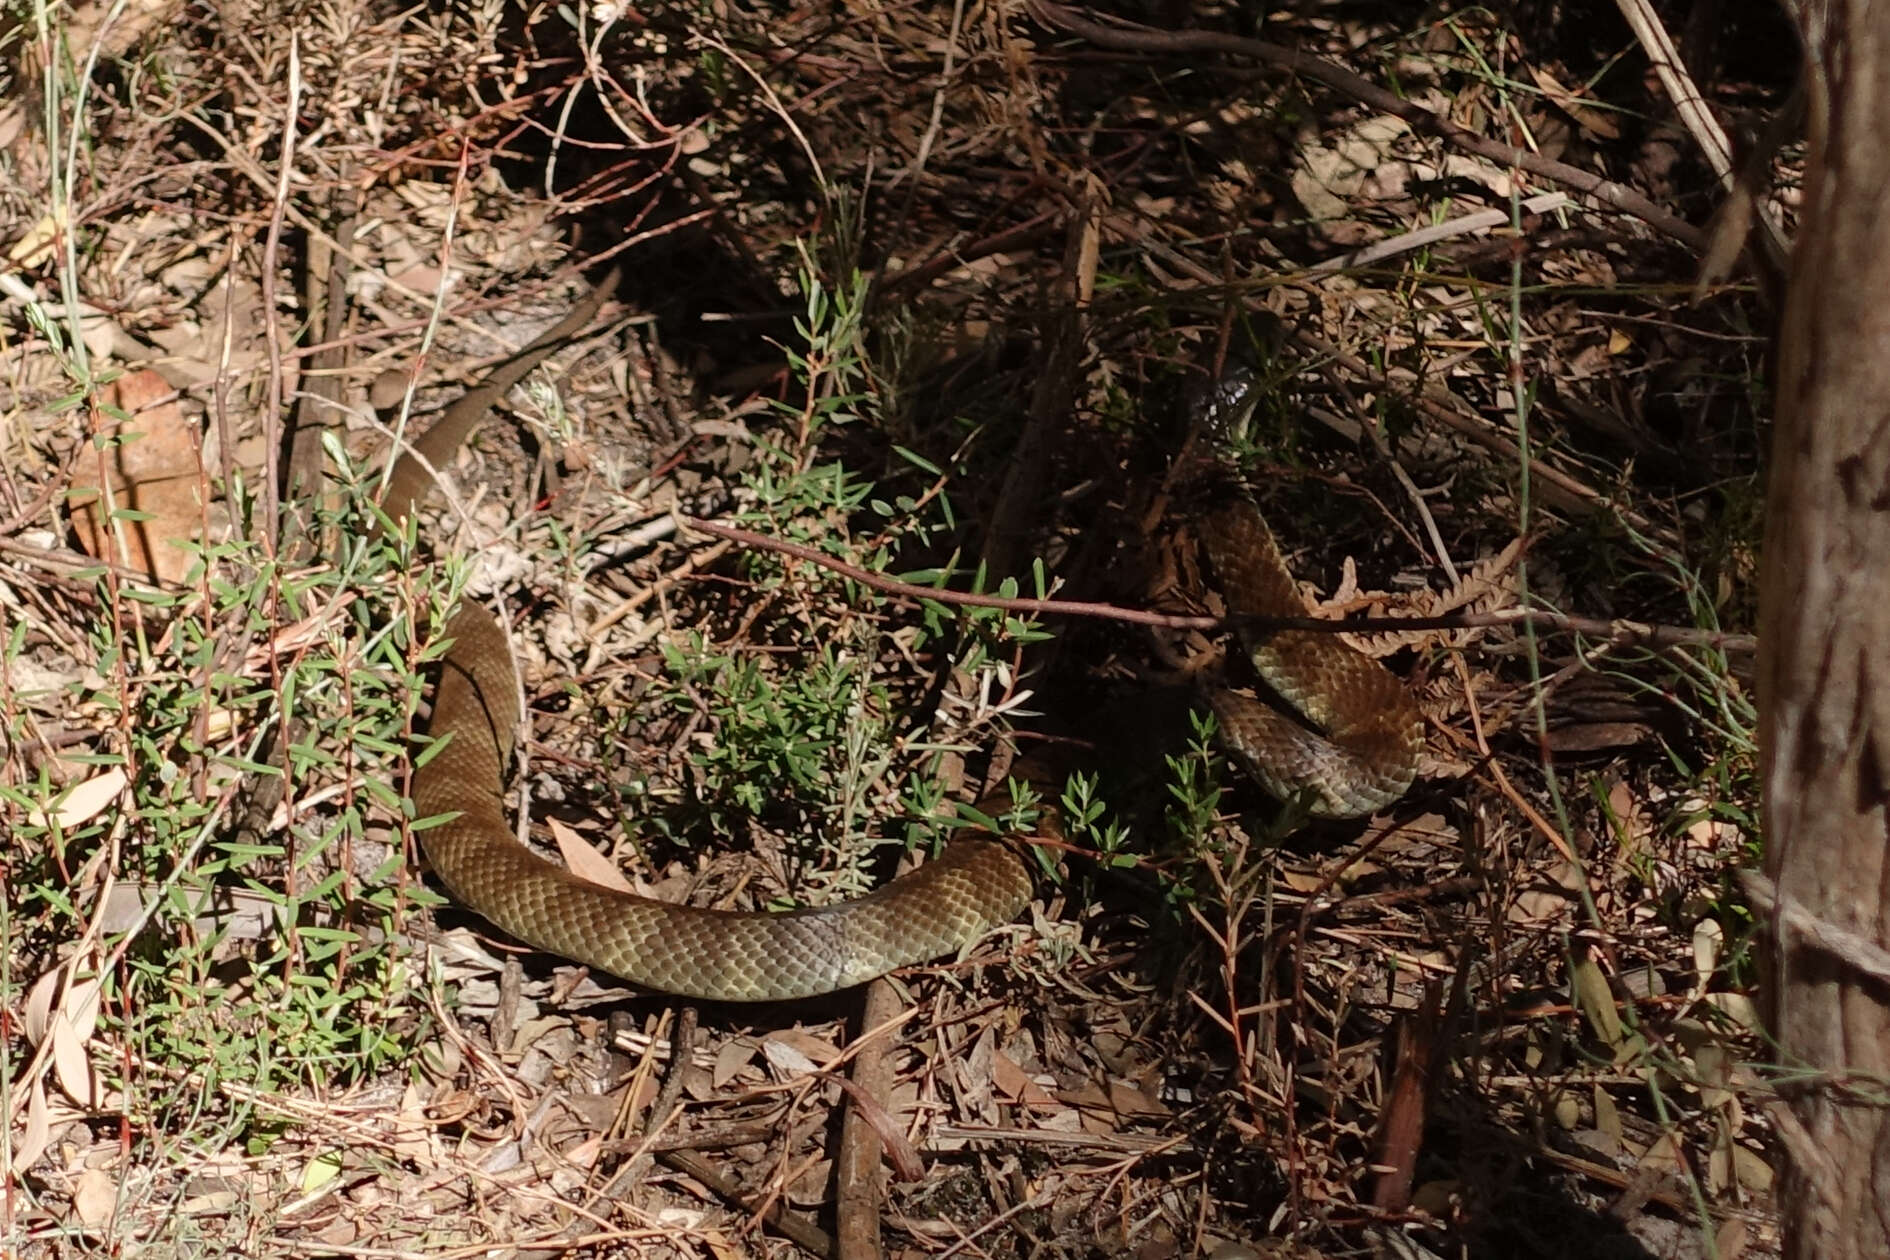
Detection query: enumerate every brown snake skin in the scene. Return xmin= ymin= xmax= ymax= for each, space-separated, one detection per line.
xmin=381 ymin=271 xmax=1419 ymax=1000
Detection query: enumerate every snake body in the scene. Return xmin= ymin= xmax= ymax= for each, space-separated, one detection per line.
xmin=383 ymin=272 xmax=1418 ymax=1000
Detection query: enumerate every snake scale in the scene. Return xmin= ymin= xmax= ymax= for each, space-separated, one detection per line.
xmin=378 ymin=269 xmax=1420 ymax=1001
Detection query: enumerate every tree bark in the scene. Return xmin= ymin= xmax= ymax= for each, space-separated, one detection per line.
xmin=1761 ymin=3 xmax=1890 ymax=1253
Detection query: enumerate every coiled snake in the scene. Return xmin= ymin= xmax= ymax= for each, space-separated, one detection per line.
xmin=384 ymin=274 xmax=1420 ymax=1001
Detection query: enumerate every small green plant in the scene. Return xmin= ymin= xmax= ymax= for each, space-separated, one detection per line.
xmin=606 ymin=259 xmax=1060 ymax=907
xmin=1164 ymin=708 xmax=1227 ymax=861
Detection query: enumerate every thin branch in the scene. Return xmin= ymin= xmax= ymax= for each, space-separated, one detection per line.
xmin=683 ymin=515 xmax=1217 ymax=629
xmin=1612 ymin=0 xmax=1790 ymax=275
xmin=678 ymin=516 xmax=1754 ymax=652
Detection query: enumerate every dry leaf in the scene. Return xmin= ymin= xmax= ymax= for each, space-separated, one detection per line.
xmin=51 ymin=1013 xmax=101 ymax=1111
xmin=1292 ymin=116 xmax=1409 ymax=219
xmin=1693 ymin=918 xmax=1723 ymax=986
xmin=8 ymin=210 xmax=65 ymax=268
xmin=1704 ymin=991 xmax=1762 ymax=1031
xmin=51 ymin=0 xmax=187 ymax=67
xmin=1529 ymin=67 xmax=1622 ymax=139
xmin=391 ymin=1082 xmax=435 ymax=1167
xmin=1278 ymin=868 xmax=1326 ymax=894
xmin=12 ymin=1079 xmax=53 ymax=1169
xmin=546 ymin=818 xmax=634 ymax=893
xmin=67 ymin=370 xmax=206 ymax=584
xmin=761 ymin=1030 xmax=834 ymax=1079
xmin=27 ymin=768 xmax=128 ymax=830
xmin=990 ymin=1049 xmax=1055 ymax=1107
xmin=700 ymin=1227 xmax=743 ymax=1260
xmin=1708 ymin=1134 xmax=1766 ymax=1194
xmin=1640 ymin=1128 xmax=1685 ymax=1173
xmin=712 ymin=1038 xmax=758 ymax=1089
xmin=71 ymin=1166 xmax=118 ymax=1231
xmin=1410 ymin=1179 xmax=1462 ymax=1217
xmin=1593 ymin=1083 xmax=1622 ymax=1149
xmin=1107 ymin=1080 xmax=1169 ymax=1118
xmin=1606 ymin=780 xmax=1653 ymax=862
xmin=787 ymin=1157 xmax=833 ymax=1207
xmin=563 ymin=1133 xmax=602 ymax=1171
xmin=25 ymin=969 xmax=61 ymax=1046
xmin=301 ymin=1149 xmax=343 ymax=1194
xmin=1570 ymin=955 xmax=1645 ymax=1065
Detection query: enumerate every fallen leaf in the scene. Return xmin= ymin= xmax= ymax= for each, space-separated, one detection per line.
xmin=67 ymin=370 xmax=207 ymax=584
xmin=51 ymin=1008 xmax=101 ymax=1110
xmin=1693 ymin=918 xmax=1723 ymax=987
xmin=1292 ymin=116 xmax=1410 ymax=219
xmin=546 ymin=818 xmax=634 ymax=892
xmin=990 ymin=1049 xmax=1056 ymax=1107
xmin=391 ymin=1082 xmax=435 ymax=1166
xmin=712 ymin=1038 xmax=758 ymax=1089
xmin=25 ymin=969 xmax=61 ymax=1046
xmin=12 ymin=1079 xmax=52 ymax=1168
xmin=1640 ymin=1128 xmax=1685 ymax=1173
xmin=8 ymin=210 xmax=65 ymax=268
xmin=762 ymin=1029 xmax=836 ymax=1079
xmin=71 ymin=1166 xmax=117 ymax=1231
xmin=27 ymin=769 xmax=128 ymax=830
xmin=301 ymin=1149 xmax=344 ymax=1194
xmin=1570 ymin=954 xmax=1645 ymax=1065
xmin=1530 ymin=66 xmax=1622 ymax=139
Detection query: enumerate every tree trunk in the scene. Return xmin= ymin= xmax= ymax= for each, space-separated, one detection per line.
xmin=1760 ymin=3 xmax=1890 ymax=1253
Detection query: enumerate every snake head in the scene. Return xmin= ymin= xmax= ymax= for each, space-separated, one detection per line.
xmin=1189 ymin=361 xmax=1263 ymax=449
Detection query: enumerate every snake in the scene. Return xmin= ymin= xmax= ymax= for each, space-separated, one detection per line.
xmin=377 ymin=270 xmax=1421 ymax=1001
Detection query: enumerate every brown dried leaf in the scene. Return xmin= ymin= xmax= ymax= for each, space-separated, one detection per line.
xmin=25 ymin=969 xmax=60 ymax=1046
xmin=12 ymin=1079 xmax=52 ymax=1168
xmin=762 ymin=1029 xmax=837 ymax=1079
xmin=1529 ymin=67 xmax=1622 ymax=140
xmin=392 ymin=1082 xmax=435 ymax=1167
xmin=52 ymin=978 xmax=103 ymax=1110
xmin=990 ymin=1049 xmax=1055 ymax=1107
xmin=71 ymin=1165 xmax=118 ymax=1231
xmin=546 ymin=818 xmax=634 ymax=893
xmin=1593 ymin=1082 xmax=1622 ymax=1149
xmin=67 ymin=370 xmax=206 ymax=584
xmin=712 ymin=1038 xmax=758 ymax=1089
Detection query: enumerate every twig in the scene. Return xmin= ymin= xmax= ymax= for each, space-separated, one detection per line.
xmin=255 ymin=36 xmax=305 ymax=557
xmin=1612 ymin=0 xmax=1789 ymax=275
xmin=682 ymin=515 xmax=1215 ymax=629
xmin=891 ymin=0 xmax=969 ymax=197
xmin=585 ymin=1008 xmax=698 ymax=1215
xmin=835 ymin=979 xmax=905 ymax=1260
xmin=1450 ymin=652 xmax=1583 ymax=868
xmin=691 ymin=30 xmax=825 ymax=189
xmin=876 ymin=208 xmax=1062 ymax=297
xmin=658 ymin=1148 xmax=834 ymax=1256
xmin=1295 ymin=323 xmax=1685 ymax=554
xmin=1311 ymin=192 xmax=1570 ymax=273
xmin=679 ymin=515 xmax=1755 ymax=652
xmin=983 ymin=183 xmax=1099 ymax=578
xmin=929 ymin=1125 xmax=1181 ymax=1153
xmin=284 ymin=205 xmax=359 ymax=560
